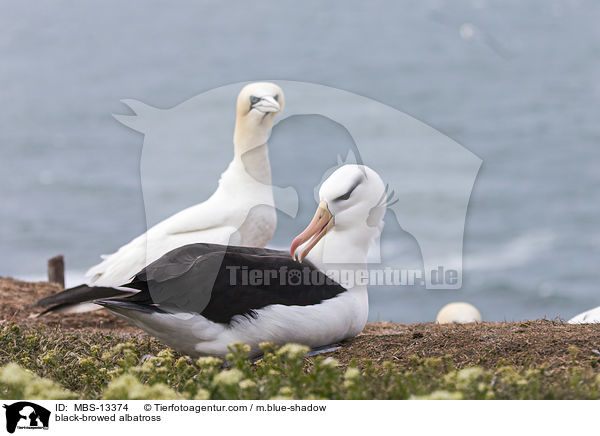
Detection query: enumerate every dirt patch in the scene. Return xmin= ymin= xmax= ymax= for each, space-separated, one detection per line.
xmin=339 ymin=321 xmax=600 ymax=372
xmin=0 ymin=277 xmax=136 ymax=331
xmin=2 ymin=277 xmax=600 ymax=371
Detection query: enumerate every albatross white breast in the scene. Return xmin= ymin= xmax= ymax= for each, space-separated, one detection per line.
xmin=49 ymin=82 xmax=285 ymax=314
xmin=35 ymin=165 xmax=388 ymax=358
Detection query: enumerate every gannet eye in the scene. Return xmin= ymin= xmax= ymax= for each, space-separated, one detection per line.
xmin=250 ymin=96 xmax=261 ymax=105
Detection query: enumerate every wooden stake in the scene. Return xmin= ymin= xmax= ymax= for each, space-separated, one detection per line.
xmin=47 ymin=255 xmax=65 ymax=288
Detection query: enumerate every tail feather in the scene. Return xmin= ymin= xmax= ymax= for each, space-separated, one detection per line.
xmin=96 ymin=299 xmax=165 ymax=314
xmin=33 ymin=284 xmax=135 ymax=316
xmin=37 ymin=302 xmax=105 ymax=316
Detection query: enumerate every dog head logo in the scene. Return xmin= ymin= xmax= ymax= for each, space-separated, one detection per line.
xmin=3 ymin=402 xmax=50 ymax=433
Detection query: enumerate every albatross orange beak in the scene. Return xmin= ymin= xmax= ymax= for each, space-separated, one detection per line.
xmin=290 ymin=201 xmax=334 ymax=262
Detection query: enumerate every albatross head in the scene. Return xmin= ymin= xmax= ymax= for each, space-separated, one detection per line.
xmin=290 ymin=164 xmax=387 ymax=263
xmin=234 ymin=82 xmax=284 ymax=152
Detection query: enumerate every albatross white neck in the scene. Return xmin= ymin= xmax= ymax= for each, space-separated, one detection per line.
xmin=306 ymin=223 xmax=379 ymax=277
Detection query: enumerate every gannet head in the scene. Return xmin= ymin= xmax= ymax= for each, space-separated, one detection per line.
xmin=290 ymin=165 xmax=387 ymax=263
xmin=234 ymin=82 xmax=284 ymax=151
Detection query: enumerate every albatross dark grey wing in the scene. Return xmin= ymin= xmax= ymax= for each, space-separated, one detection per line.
xmin=33 ymin=243 xmax=347 ymax=324
xmin=99 ymin=243 xmax=347 ymax=324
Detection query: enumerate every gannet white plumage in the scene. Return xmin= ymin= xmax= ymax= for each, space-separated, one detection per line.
xmin=35 ymin=165 xmax=387 ymax=358
xmin=52 ymin=83 xmax=284 ymax=313
xmin=568 ymin=306 xmax=600 ymax=324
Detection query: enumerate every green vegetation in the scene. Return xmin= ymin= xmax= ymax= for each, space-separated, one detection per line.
xmin=1 ymin=322 xmax=599 ymax=400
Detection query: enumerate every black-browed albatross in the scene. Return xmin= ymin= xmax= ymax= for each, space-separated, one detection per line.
xmin=35 ymin=165 xmax=388 ymax=358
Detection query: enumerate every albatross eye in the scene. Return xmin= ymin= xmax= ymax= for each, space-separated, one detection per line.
xmin=334 ymin=190 xmax=353 ymax=202
xmin=333 ymin=178 xmax=362 ymax=202
xmin=273 ymin=94 xmax=279 ymax=102
xmin=250 ymin=96 xmax=260 ymax=105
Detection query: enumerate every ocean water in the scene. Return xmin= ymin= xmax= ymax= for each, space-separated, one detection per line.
xmin=1 ymin=0 xmax=599 ymax=322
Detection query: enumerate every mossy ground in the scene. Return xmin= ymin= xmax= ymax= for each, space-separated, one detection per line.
xmin=1 ymin=277 xmax=600 ymax=400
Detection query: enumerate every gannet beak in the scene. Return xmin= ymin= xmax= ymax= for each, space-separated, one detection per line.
xmin=290 ymin=200 xmax=334 ymax=262
xmin=252 ymin=95 xmax=280 ymax=113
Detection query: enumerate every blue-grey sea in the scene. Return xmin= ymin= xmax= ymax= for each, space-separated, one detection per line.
xmin=1 ymin=0 xmax=599 ymax=322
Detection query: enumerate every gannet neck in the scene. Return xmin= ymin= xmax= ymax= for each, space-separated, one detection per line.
xmin=235 ymin=142 xmax=272 ymax=186
xmin=231 ymin=82 xmax=283 ymax=182
xmin=233 ymin=114 xmax=276 ymax=157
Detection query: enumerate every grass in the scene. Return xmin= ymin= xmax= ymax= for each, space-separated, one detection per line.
xmin=2 ymin=277 xmax=600 ymax=400
xmin=2 ymin=321 xmax=600 ymax=400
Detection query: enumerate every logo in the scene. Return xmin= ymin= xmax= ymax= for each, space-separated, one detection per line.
xmin=2 ymin=402 xmax=50 ymax=434
xmin=121 ymin=80 xmax=481 ymax=299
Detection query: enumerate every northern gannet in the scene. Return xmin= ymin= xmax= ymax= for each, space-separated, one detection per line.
xmin=46 ymin=82 xmax=285 ymax=313
xmin=35 ymin=165 xmax=387 ymax=357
